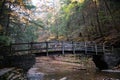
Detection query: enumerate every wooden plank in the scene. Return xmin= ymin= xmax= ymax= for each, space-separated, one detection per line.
xmin=85 ymin=42 xmax=87 ymax=54
xmin=12 ymin=49 xmax=31 ymax=52
xmin=72 ymin=41 xmax=75 ymax=54
xmin=10 ymin=41 xmax=105 ymax=55
xmin=46 ymin=42 xmax=48 ymax=56
xmin=95 ymin=43 xmax=98 ymax=55
xmin=103 ymin=43 xmax=105 ymax=53
xmin=11 ymin=42 xmax=46 ymax=45
xmin=11 ymin=43 xmax=30 ymax=45
xmin=62 ymin=41 xmax=65 ymax=55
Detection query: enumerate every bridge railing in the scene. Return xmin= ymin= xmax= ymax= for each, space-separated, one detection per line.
xmin=10 ymin=41 xmax=113 ymax=55
xmin=10 ymin=43 xmax=30 ymax=54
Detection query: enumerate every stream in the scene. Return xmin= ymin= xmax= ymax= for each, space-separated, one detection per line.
xmin=29 ymin=56 xmax=120 ymax=80
xmin=44 ymin=68 xmax=120 ymax=80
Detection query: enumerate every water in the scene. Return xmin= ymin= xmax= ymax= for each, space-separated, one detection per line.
xmin=44 ymin=69 xmax=120 ymax=80
xmin=35 ymin=56 xmax=120 ymax=80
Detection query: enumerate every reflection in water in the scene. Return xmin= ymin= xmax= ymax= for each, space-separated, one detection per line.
xmin=45 ymin=69 xmax=120 ymax=80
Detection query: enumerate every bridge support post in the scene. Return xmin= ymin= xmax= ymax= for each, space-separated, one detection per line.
xmin=85 ymin=42 xmax=87 ymax=54
xmin=30 ymin=42 xmax=33 ymax=54
xmin=62 ymin=41 xmax=65 ymax=55
xmin=28 ymin=42 xmax=31 ymax=54
xmin=95 ymin=43 xmax=98 ymax=55
xmin=46 ymin=42 xmax=48 ymax=56
xmin=103 ymin=43 xmax=105 ymax=53
xmin=10 ymin=43 xmax=12 ymax=54
xmin=72 ymin=41 xmax=75 ymax=54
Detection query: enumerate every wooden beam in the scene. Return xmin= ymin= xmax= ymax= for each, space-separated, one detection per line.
xmin=72 ymin=41 xmax=75 ymax=54
xmin=46 ymin=42 xmax=48 ymax=56
xmin=103 ymin=43 xmax=105 ymax=53
xmin=62 ymin=41 xmax=65 ymax=55
xmin=95 ymin=43 xmax=98 ymax=55
xmin=85 ymin=42 xmax=87 ymax=54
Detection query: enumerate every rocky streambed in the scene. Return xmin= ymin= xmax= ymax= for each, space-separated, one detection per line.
xmin=28 ymin=55 xmax=120 ymax=80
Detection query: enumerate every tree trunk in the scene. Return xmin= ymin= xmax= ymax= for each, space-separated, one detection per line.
xmin=6 ymin=2 xmax=11 ymax=36
xmin=0 ymin=0 xmax=6 ymax=14
xmin=94 ymin=0 xmax=103 ymax=37
xmin=103 ymin=0 xmax=119 ymax=32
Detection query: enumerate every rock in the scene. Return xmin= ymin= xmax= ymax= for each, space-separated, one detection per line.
xmin=102 ymin=69 xmax=120 ymax=73
xmin=27 ymin=73 xmax=44 ymax=80
xmin=104 ymin=54 xmax=120 ymax=68
xmin=59 ymin=77 xmax=67 ymax=80
xmin=103 ymin=78 xmax=120 ymax=80
xmin=27 ymin=68 xmax=44 ymax=80
xmin=73 ymin=67 xmax=86 ymax=70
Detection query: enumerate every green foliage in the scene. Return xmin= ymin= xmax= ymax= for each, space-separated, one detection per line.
xmin=50 ymin=0 xmax=85 ymax=40
xmin=50 ymin=0 xmax=120 ymax=41
xmin=24 ymin=25 xmax=39 ymax=42
xmin=0 ymin=36 xmax=11 ymax=46
xmin=9 ymin=22 xmax=39 ymax=43
xmin=63 ymin=3 xmax=74 ymax=13
xmin=0 ymin=0 xmax=45 ymax=43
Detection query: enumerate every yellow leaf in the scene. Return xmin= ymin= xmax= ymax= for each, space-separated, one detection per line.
xmin=72 ymin=0 xmax=84 ymax=3
xmin=11 ymin=0 xmax=15 ymax=3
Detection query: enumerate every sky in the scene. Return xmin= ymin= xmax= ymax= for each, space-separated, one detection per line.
xmin=31 ymin=0 xmax=40 ymax=6
xmin=31 ymin=0 xmax=55 ymax=7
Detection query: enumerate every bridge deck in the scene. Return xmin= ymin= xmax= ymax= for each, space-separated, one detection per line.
xmin=10 ymin=41 xmax=113 ymax=56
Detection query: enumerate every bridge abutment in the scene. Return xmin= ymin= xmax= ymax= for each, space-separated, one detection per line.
xmin=92 ymin=48 xmax=120 ymax=70
xmin=92 ymin=55 xmax=108 ymax=70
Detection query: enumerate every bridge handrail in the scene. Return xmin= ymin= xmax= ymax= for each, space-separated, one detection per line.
xmin=10 ymin=41 xmax=113 ymax=55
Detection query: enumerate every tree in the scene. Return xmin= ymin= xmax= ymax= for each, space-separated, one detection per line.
xmin=49 ymin=0 xmax=120 ymax=41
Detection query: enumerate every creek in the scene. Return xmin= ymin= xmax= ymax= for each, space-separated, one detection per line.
xmin=31 ymin=55 xmax=120 ymax=80
xmin=44 ymin=68 xmax=120 ymax=80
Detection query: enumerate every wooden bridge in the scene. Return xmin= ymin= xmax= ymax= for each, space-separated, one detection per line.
xmin=10 ymin=41 xmax=113 ymax=56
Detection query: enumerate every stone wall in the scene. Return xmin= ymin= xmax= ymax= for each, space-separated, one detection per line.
xmin=92 ymin=48 xmax=120 ymax=70
xmin=104 ymin=48 xmax=120 ymax=68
